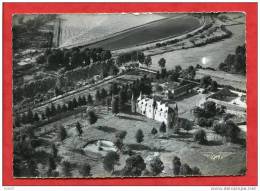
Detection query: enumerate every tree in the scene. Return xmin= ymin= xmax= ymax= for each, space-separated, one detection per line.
xmin=57 ymin=125 xmax=67 ymax=142
xmin=192 ymin=166 xmax=202 ymax=175
xmin=61 ymin=161 xmax=72 ymax=177
xmin=160 ymin=68 xmax=167 ymax=79
xmin=26 ymin=109 xmax=34 ymax=123
xmin=72 ymin=98 xmax=78 ymax=108
xmin=144 ymin=56 xmax=152 ymax=68
xmin=51 ymin=143 xmax=58 ymax=158
xmin=33 ymin=112 xmax=40 ymax=122
xmin=179 ymin=163 xmax=192 ymax=176
xmin=180 ymin=119 xmax=193 ymax=133
xmin=203 ymin=101 xmax=216 ymax=117
xmin=79 ymin=164 xmax=91 ymax=177
xmin=47 ymin=157 xmax=56 ymax=175
xmin=225 ymin=120 xmax=241 ymax=143
xmin=76 ymin=122 xmax=83 ymax=136
xmin=87 ymin=94 xmax=93 ymax=104
xmin=194 ymin=129 xmax=207 ymax=144
xmin=62 ymin=104 xmax=68 ymax=112
xmin=14 ymin=115 xmax=21 ymax=127
xmin=51 ymin=103 xmax=57 ymax=116
xmin=95 ymin=90 xmax=101 ymax=103
xmin=119 ymin=88 xmax=127 ymax=111
xmin=210 ymin=80 xmax=218 ymax=92
xmin=115 ymin=131 xmax=127 ymax=140
xmin=114 ymin=138 xmax=123 ymax=150
xmin=111 ymin=96 xmax=119 ymax=115
xmin=172 ymin=156 xmax=181 ymax=175
xmin=135 ymin=129 xmax=144 ymax=143
xmin=87 ymin=110 xmax=98 ymax=124
xmin=200 ymin=75 xmax=212 ymax=88
xmin=159 ymin=122 xmax=166 ymax=133
xmin=121 ymin=154 xmax=146 ymax=176
xmin=103 ymin=151 xmax=119 ymax=173
xmin=158 ymin=58 xmax=166 ymax=69
xmin=45 ymin=106 xmax=51 ymax=119
xmin=101 ymin=88 xmax=108 ymax=99
xmin=175 ymin=65 xmax=182 ymax=73
xmin=81 ymin=95 xmax=87 ymax=105
xmin=56 ymin=104 xmax=62 ymax=113
xmin=151 ymin=128 xmax=158 ymax=135
xmin=150 ymin=156 xmax=164 ymax=176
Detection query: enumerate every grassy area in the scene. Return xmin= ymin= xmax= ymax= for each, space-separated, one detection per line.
xmin=37 ymin=104 xmax=246 ymax=177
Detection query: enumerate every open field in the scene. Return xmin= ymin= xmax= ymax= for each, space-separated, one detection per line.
xmin=36 ymin=105 xmax=246 ymax=177
xmin=195 ymin=69 xmax=246 ymax=91
xmin=59 ymin=14 xmax=201 ymax=50
xmin=86 ymin=16 xmax=201 ymax=50
xmin=150 ymin=24 xmax=245 ymax=71
xmin=59 ymin=13 xmax=167 ymax=47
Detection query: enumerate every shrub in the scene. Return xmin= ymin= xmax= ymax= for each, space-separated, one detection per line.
xmin=135 ymin=129 xmax=144 ymax=143
xmin=159 ymin=122 xmax=166 ymax=133
xmin=192 ymin=166 xmax=202 ymax=175
xmin=179 ymin=163 xmax=192 ymax=176
xmin=103 ymin=151 xmax=119 ymax=173
xmin=57 ymin=125 xmax=67 ymax=142
xmin=194 ymin=129 xmax=207 ymax=144
xmin=151 ymin=128 xmax=158 ymax=135
xmin=121 ymin=154 xmax=146 ymax=176
xmin=87 ymin=110 xmax=98 ymax=124
xmin=150 ymin=157 xmax=164 ymax=176
xmin=115 ymin=131 xmax=127 ymax=140
xmin=79 ymin=164 xmax=91 ymax=177
xmin=172 ymin=156 xmax=181 ymax=175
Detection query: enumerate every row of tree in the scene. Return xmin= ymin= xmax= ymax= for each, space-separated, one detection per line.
xmin=45 ymin=47 xmax=112 ymax=71
xmin=219 ymin=44 xmax=246 ymax=75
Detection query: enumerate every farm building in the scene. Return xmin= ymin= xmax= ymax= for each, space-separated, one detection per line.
xmin=204 ymin=88 xmax=246 ymax=116
xmin=153 ymin=81 xmax=195 ymax=99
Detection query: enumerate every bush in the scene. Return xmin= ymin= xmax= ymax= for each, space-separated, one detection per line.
xmin=151 ymin=128 xmax=158 ymax=135
xmin=103 ymin=151 xmax=119 ymax=173
xmin=194 ymin=129 xmax=207 ymax=144
xmin=198 ymin=117 xmax=213 ymax=127
xmin=87 ymin=110 xmax=98 ymax=124
xmin=179 ymin=163 xmax=192 ymax=176
xmin=150 ymin=157 xmax=164 ymax=176
xmin=79 ymin=164 xmax=91 ymax=177
xmin=135 ymin=129 xmax=144 ymax=143
xmin=121 ymin=154 xmax=146 ymax=176
xmin=159 ymin=122 xmax=166 ymax=133
xmin=57 ymin=125 xmax=67 ymax=142
xmin=115 ymin=131 xmax=127 ymax=140
xmin=172 ymin=156 xmax=181 ymax=175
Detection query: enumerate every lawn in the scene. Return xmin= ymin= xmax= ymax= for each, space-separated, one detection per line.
xmin=38 ymin=104 xmax=246 ymax=177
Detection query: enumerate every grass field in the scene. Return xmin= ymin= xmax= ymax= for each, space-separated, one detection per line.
xmin=86 ymin=15 xmax=201 ymax=50
xmin=37 ymin=103 xmax=246 ymax=177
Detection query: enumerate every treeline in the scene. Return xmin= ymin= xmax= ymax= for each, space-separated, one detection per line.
xmin=42 ymin=47 xmax=112 ymax=71
xmin=14 ymin=94 xmax=92 ymax=128
xmin=219 ymin=44 xmax=246 ymax=75
xmin=64 ymin=59 xmax=118 ymax=82
xmin=154 ymin=22 xmax=214 ymax=48
xmin=13 ymin=77 xmax=56 ymax=104
xmin=116 ymin=51 xmax=145 ymax=65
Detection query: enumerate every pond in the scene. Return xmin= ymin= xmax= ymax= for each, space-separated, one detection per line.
xmin=82 ymin=140 xmax=117 ymax=156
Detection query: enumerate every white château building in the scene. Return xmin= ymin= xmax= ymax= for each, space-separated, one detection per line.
xmin=132 ymin=93 xmax=178 ymax=127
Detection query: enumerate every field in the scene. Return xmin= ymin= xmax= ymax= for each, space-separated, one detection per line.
xmin=150 ymin=24 xmax=245 ymax=71
xmin=59 ymin=14 xmax=201 ymax=50
xmin=59 ymin=13 xmax=166 ymax=47
xmin=36 ymin=104 xmax=246 ymax=177
xmin=86 ymin=16 xmax=201 ymax=50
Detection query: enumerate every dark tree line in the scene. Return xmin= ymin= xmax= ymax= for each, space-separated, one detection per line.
xmin=45 ymin=47 xmax=112 ymax=71
xmin=219 ymin=44 xmax=246 ymax=75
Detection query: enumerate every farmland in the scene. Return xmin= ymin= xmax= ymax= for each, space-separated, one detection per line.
xmin=59 ymin=14 xmax=202 ymax=50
